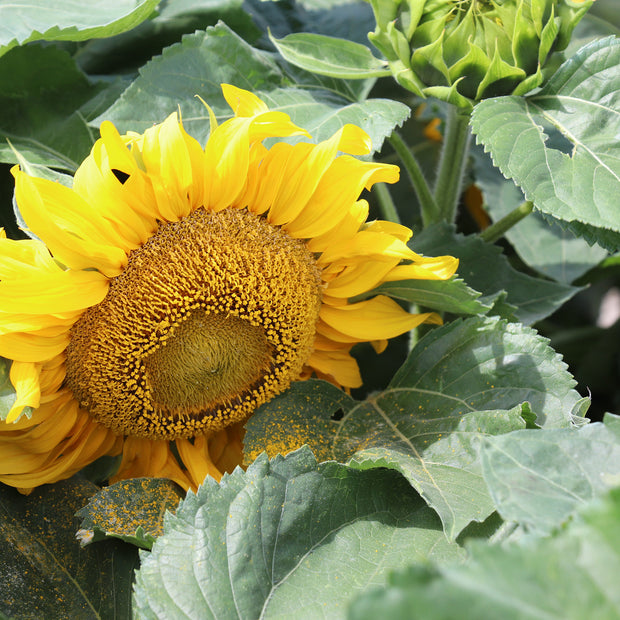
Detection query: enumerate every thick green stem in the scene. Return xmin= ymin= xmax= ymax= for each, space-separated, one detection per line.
xmin=480 ymin=201 xmax=534 ymax=243
xmin=373 ymin=182 xmax=401 ymax=224
xmin=434 ymin=106 xmax=472 ymax=224
xmin=388 ymin=131 xmax=440 ymax=227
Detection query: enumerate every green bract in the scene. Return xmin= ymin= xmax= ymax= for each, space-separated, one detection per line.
xmin=368 ymin=0 xmax=593 ymax=108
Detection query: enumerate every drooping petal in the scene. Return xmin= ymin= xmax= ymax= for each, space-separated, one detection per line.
xmin=6 ymin=361 xmax=41 ymax=423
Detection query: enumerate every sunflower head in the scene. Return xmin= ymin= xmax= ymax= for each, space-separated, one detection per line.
xmin=0 ymin=84 xmax=457 ymax=492
xmin=368 ymin=0 xmax=593 ymax=108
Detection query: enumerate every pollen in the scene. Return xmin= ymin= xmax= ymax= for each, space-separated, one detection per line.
xmin=65 ymin=207 xmax=323 ymax=440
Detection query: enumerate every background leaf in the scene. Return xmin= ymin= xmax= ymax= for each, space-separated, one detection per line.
xmin=480 ymin=413 xmax=620 ymax=535
xmin=75 ymin=478 xmax=183 ymax=550
xmin=0 ymin=45 xmax=125 ymax=170
xmin=96 ymin=23 xmax=409 ymax=153
xmin=472 ymin=145 xmax=608 ymax=284
xmin=0 ymin=0 xmax=159 ymax=58
xmin=412 ymin=224 xmax=581 ymax=324
xmin=348 ymin=486 xmax=620 ymax=620
xmin=0 ymin=478 xmax=138 ymax=620
xmin=133 ymin=448 xmax=464 ymax=620
xmin=270 ymin=32 xmax=389 ymax=78
xmin=471 ymin=37 xmax=620 ymax=252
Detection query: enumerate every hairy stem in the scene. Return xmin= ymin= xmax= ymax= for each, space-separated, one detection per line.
xmin=480 ymin=201 xmax=534 ymax=243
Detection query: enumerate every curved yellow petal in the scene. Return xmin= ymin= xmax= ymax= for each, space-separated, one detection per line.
xmin=381 ymin=256 xmax=459 ymax=281
xmin=306 ymin=349 xmax=362 ymax=388
xmin=0 ymin=331 xmax=70 ymax=363
xmin=6 ymin=361 xmax=41 ymax=423
xmin=222 ymin=83 xmax=269 ymax=116
xmin=320 ymin=295 xmax=442 ymax=340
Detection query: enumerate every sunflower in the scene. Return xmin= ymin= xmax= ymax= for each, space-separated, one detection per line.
xmin=0 ymin=85 xmax=457 ymax=492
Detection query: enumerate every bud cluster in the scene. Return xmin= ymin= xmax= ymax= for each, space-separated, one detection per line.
xmin=368 ymin=0 xmax=593 ymax=108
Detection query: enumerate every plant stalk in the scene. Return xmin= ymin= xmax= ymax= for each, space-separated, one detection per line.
xmin=480 ymin=201 xmax=534 ymax=243
xmin=434 ymin=105 xmax=472 ymax=224
xmin=388 ymin=131 xmax=440 ymax=227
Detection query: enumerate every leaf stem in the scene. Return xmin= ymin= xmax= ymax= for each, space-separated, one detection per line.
xmin=434 ymin=106 xmax=472 ymax=224
xmin=373 ymin=182 xmax=401 ymax=224
xmin=480 ymin=201 xmax=534 ymax=243
xmin=388 ymin=131 xmax=440 ymax=227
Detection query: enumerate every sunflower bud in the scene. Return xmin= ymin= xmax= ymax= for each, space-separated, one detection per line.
xmin=368 ymin=0 xmax=593 ymax=108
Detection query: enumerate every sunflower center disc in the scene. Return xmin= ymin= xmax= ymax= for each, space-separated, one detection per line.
xmin=65 ymin=207 xmax=323 ymax=440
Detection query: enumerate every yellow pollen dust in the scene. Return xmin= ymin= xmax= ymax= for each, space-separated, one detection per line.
xmin=65 ymin=207 xmax=323 ymax=440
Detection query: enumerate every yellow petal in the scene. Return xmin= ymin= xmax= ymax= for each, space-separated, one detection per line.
xmin=222 ymin=83 xmax=269 ymax=116
xmin=0 ymin=268 xmax=108 ymax=314
xmin=381 ymin=256 xmax=459 ymax=281
xmin=306 ymin=349 xmax=362 ymax=388
xmin=320 ymin=295 xmax=442 ymax=340
xmin=0 ymin=330 xmax=70 ymax=363
xmin=13 ymin=168 xmax=128 ymax=277
xmin=6 ymin=361 xmax=41 ymax=423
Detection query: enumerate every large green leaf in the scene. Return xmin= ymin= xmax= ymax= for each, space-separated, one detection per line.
xmin=471 ymin=37 xmax=620 ymax=252
xmin=270 ymin=32 xmax=390 ymax=78
xmin=0 ymin=0 xmax=159 ymax=58
xmin=246 ymin=318 xmax=583 ymax=539
xmin=96 ymin=23 xmax=409 ymax=153
xmin=133 ymin=448 xmax=464 ymax=620
xmin=0 ymin=45 xmax=127 ymax=170
xmin=472 ymin=145 xmax=608 ymax=284
xmin=480 ymin=413 xmax=620 ymax=535
xmin=0 ymin=478 xmax=138 ymax=620
xmin=413 ymin=223 xmax=580 ymax=324
xmin=349 ymin=486 xmax=620 ymax=620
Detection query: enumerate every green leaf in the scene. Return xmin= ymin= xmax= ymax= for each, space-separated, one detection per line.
xmin=97 ymin=24 xmax=409 ymax=153
xmin=472 ymin=145 xmax=608 ymax=284
xmin=133 ymin=448 xmax=464 ymax=620
xmin=0 ymin=44 xmax=126 ymax=170
xmin=345 ymin=406 xmax=530 ymax=540
xmin=244 ymin=378 xmax=354 ymax=465
xmin=0 ymin=0 xmax=159 ymax=58
xmin=480 ymin=413 xmax=620 ymax=535
xmin=270 ymin=32 xmax=390 ymax=78
xmin=0 ymin=478 xmax=139 ymax=620
xmin=386 ymin=317 xmax=582 ymax=429
xmin=471 ymin=37 xmax=620 ymax=252
xmin=351 ymin=277 xmax=492 ymax=316
xmin=348 ymin=486 xmax=620 ymax=620
xmin=413 ymin=223 xmax=581 ymax=324
xmin=75 ymin=478 xmax=183 ymax=550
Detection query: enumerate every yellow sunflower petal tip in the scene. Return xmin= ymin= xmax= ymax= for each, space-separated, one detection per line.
xmin=221 ymin=83 xmax=269 ymax=117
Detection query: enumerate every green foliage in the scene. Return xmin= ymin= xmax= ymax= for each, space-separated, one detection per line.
xmin=0 ymin=478 xmax=138 ymax=620
xmin=349 ymin=486 xmax=620 ymax=620
xmin=0 ymin=0 xmax=617 ymax=617
xmin=133 ymin=448 xmax=464 ymax=620
xmin=471 ymin=36 xmax=620 ymax=251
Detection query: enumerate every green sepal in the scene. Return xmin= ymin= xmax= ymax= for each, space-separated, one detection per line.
xmin=389 ymin=59 xmax=426 ymax=97
xmin=448 ymin=41 xmax=490 ymax=100
xmin=402 ymin=0 xmax=426 ymax=40
xmin=511 ymin=0 xmax=542 ymax=73
xmin=387 ymin=21 xmax=412 ymax=65
xmin=368 ymin=29 xmax=399 ymax=62
xmin=556 ymin=1 xmax=594 ymax=51
xmin=410 ymin=30 xmax=450 ymax=87
xmin=476 ymin=41 xmax=527 ymax=101
xmin=538 ymin=3 xmax=559 ymax=65
xmin=423 ymin=81 xmax=473 ymax=111
xmin=368 ymin=0 xmax=401 ymax=31
xmin=511 ymin=64 xmax=544 ymax=97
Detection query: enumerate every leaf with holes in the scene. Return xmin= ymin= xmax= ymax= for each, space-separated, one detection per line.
xmin=471 ymin=37 xmax=620 ymax=251
xmin=133 ymin=448 xmax=464 ymax=620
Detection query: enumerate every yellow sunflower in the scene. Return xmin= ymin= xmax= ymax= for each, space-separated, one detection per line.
xmin=0 ymin=85 xmax=457 ymax=493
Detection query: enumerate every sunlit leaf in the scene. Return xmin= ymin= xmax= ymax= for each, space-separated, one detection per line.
xmin=471 ymin=37 xmax=620 ymax=251
xmin=270 ymin=32 xmax=390 ymax=78
xmin=133 ymin=448 xmax=464 ymax=620
xmin=75 ymin=478 xmax=183 ymax=550
xmin=481 ymin=413 xmax=620 ymax=535
xmin=349 ymin=486 xmax=620 ymax=620
xmin=0 ymin=0 xmax=159 ymax=58
xmin=0 ymin=478 xmax=138 ymax=619
xmin=472 ymin=145 xmax=608 ymax=284
xmin=97 ymin=23 xmax=409 ymax=153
